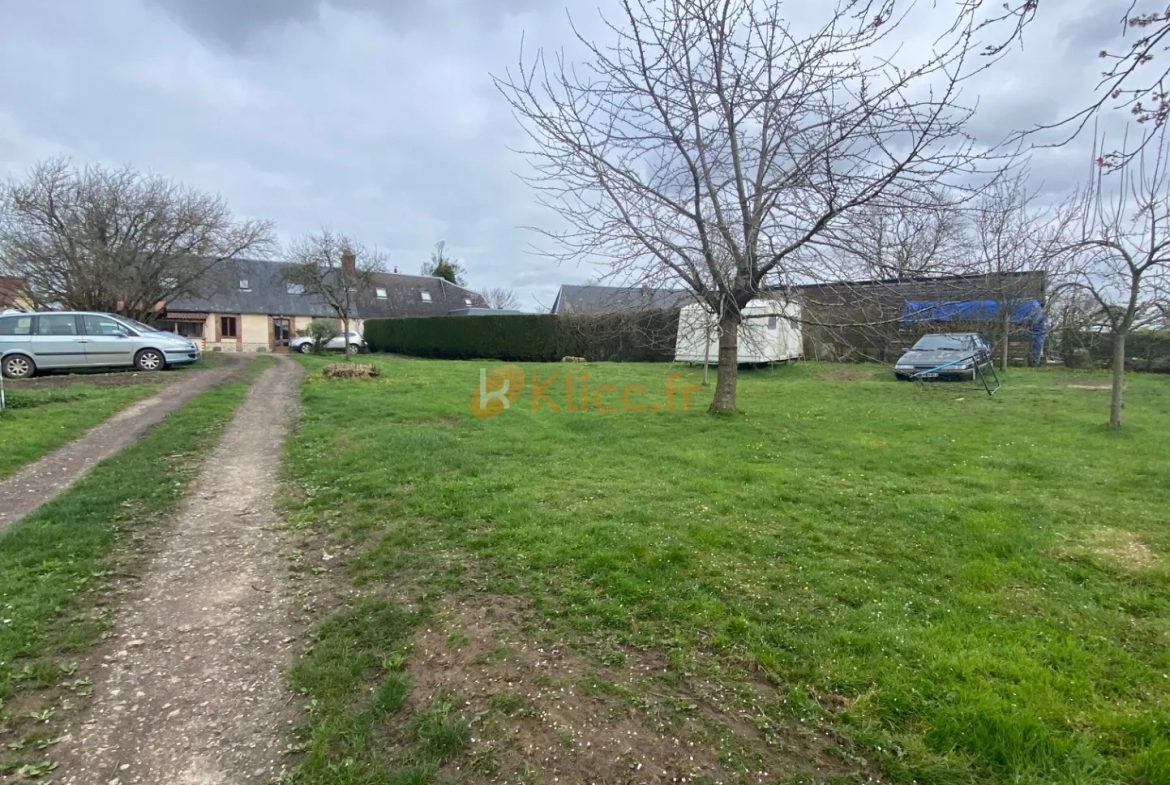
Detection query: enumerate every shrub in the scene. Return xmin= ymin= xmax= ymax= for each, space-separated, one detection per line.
xmin=308 ymin=319 xmax=341 ymax=354
xmin=363 ymin=311 xmax=679 ymax=362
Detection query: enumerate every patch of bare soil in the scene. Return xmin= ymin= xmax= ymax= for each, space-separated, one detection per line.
xmin=3 ymin=371 xmax=170 ymax=389
xmin=0 ymin=356 xmax=249 ymax=532
xmin=50 ymin=356 xmax=305 ymax=785
xmin=1065 ymin=382 xmax=1114 ymax=390
xmin=1083 ymin=528 xmax=1159 ymax=571
xmin=408 ymin=596 xmax=876 ymax=785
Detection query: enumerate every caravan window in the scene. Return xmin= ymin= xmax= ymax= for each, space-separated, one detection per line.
xmin=768 ymin=316 xmax=778 ymax=329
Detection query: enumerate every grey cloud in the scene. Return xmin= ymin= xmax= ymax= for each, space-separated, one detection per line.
xmin=147 ymin=0 xmax=542 ymax=50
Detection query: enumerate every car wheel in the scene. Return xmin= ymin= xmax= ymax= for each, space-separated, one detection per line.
xmin=135 ymin=348 xmax=165 ymax=372
xmin=349 ymin=343 xmax=362 ymax=354
xmin=1 ymin=354 xmax=35 ymax=379
xmin=299 ymin=343 xmax=313 ymax=354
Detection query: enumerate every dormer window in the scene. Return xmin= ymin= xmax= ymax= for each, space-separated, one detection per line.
xmin=375 ymin=287 xmax=388 ymax=299
xmin=239 ymin=279 xmax=250 ymax=291
xmin=287 ymin=283 xmax=305 ymax=295
xmin=420 ymin=291 xmax=433 ymax=303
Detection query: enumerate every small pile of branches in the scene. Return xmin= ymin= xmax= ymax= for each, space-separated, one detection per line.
xmin=322 ymin=363 xmax=381 ymax=379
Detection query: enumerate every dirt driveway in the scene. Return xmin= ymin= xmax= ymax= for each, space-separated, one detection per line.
xmin=0 ymin=356 xmax=247 ymax=531
xmin=53 ymin=355 xmax=305 ymax=784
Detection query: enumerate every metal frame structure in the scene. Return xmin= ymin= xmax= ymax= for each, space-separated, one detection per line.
xmin=911 ymin=350 xmax=1002 ymax=396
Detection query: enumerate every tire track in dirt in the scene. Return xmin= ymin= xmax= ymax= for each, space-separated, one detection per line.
xmin=0 ymin=356 xmax=249 ymax=532
xmin=52 ymin=355 xmax=304 ymax=785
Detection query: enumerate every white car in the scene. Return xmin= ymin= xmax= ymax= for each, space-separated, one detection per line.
xmin=289 ymin=331 xmax=365 ymax=354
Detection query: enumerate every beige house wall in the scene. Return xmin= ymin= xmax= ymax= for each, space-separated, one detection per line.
xmin=193 ymin=312 xmax=358 ymax=354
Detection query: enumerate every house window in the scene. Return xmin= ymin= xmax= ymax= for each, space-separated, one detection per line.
xmin=375 ymin=287 xmax=388 ymax=299
xmin=420 ymin=291 xmax=433 ymax=302
xmin=220 ymin=316 xmax=238 ymax=339
xmin=287 ymin=283 xmax=305 ymax=295
xmin=464 ymin=297 xmax=473 ymax=306
xmin=162 ymin=277 xmax=178 ymax=290
xmin=239 ymin=279 xmax=250 ymax=291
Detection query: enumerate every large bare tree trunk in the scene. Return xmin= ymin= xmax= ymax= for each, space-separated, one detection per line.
xmin=709 ymin=312 xmax=740 ymax=413
xmin=1110 ymin=331 xmax=1126 ymax=429
xmin=343 ymin=316 xmax=352 ymax=361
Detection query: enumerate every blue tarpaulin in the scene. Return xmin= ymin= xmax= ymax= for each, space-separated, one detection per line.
xmin=900 ymin=299 xmax=1047 ymax=365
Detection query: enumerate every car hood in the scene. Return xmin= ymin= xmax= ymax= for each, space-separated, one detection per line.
xmin=898 ymin=349 xmax=976 ymax=366
xmin=143 ymin=330 xmax=195 ymax=344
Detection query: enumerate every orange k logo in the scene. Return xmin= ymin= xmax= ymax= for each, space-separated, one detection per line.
xmin=470 ymin=365 xmax=525 ymax=419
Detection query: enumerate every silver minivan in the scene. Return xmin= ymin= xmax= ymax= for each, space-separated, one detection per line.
xmin=0 ymin=311 xmax=201 ymax=379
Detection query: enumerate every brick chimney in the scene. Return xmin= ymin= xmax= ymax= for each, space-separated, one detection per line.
xmin=341 ymin=249 xmax=357 ymax=278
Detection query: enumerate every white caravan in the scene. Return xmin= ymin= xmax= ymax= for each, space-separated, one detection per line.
xmin=674 ymin=298 xmax=803 ymax=365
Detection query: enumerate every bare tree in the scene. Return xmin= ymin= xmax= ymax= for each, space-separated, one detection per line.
xmin=497 ymin=0 xmax=994 ymax=411
xmin=478 ymin=287 xmax=521 ymax=310
xmin=1057 ymin=124 xmax=1170 ymax=427
xmin=816 ymin=190 xmax=971 ymax=281
xmin=282 ymin=228 xmax=387 ymax=360
xmin=421 ymin=241 xmax=468 ymax=286
xmin=965 ymin=168 xmax=1058 ymax=368
xmin=0 ymin=157 xmax=273 ymax=321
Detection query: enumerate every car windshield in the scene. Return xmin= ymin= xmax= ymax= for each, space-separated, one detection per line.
xmin=109 ymin=316 xmax=158 ymax=333
xmin=912 ymin=335 xmax=971 ymax=351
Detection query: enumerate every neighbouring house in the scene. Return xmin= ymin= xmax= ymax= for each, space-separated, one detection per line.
xmin=550 ymin=284 xmax=696 ymax=314
xmin=0 ymin=276 xmax=32 ymax=311
xmin=160 ymin=259 xmax=488 ymax=352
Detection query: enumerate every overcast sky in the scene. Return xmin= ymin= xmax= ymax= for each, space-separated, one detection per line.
xmin=0 ymin=0 xmax=1140 ymax=310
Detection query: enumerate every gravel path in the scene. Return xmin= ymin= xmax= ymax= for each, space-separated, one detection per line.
xmin=53 ymin=355 xmax=305 ymax=785
xmin=0 ymin=356 xmax=248 ymax=532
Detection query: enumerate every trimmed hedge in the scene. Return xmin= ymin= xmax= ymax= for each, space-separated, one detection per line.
xmin=363 ymin=312 xmax=679 ymax=362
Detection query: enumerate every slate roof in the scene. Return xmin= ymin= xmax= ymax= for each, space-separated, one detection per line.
xmin=165 ymin=259 xmax=488 ymax=318
xmin=550 ymin=284 xmax=696 ymax=314
xmin=358 ymin=271 xmax=487 ymax=318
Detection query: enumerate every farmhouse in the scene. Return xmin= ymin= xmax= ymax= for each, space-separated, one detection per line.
xmin=162 ymin=259 xmax=487 ymax=352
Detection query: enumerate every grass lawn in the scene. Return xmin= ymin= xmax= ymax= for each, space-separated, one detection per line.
xmin=0 ymin=358 xmax=266 ymax=778
xmin=283 ymin=357 xmax=1170 ymax=785
xmin=0 ymin=383 xmax=162 ymax=480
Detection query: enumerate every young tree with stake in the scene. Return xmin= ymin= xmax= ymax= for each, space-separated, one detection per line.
xmin=1056 ymin=125 xmax=1170 ymax=428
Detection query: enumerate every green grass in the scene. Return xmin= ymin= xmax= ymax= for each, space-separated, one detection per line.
xmin=0 ymin=363 xmax=261 ymax=778
xmin=0 ymin=383 xmax=162 ymax=480
xmin=283 ymin=357 xmax=1170 ymax=785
